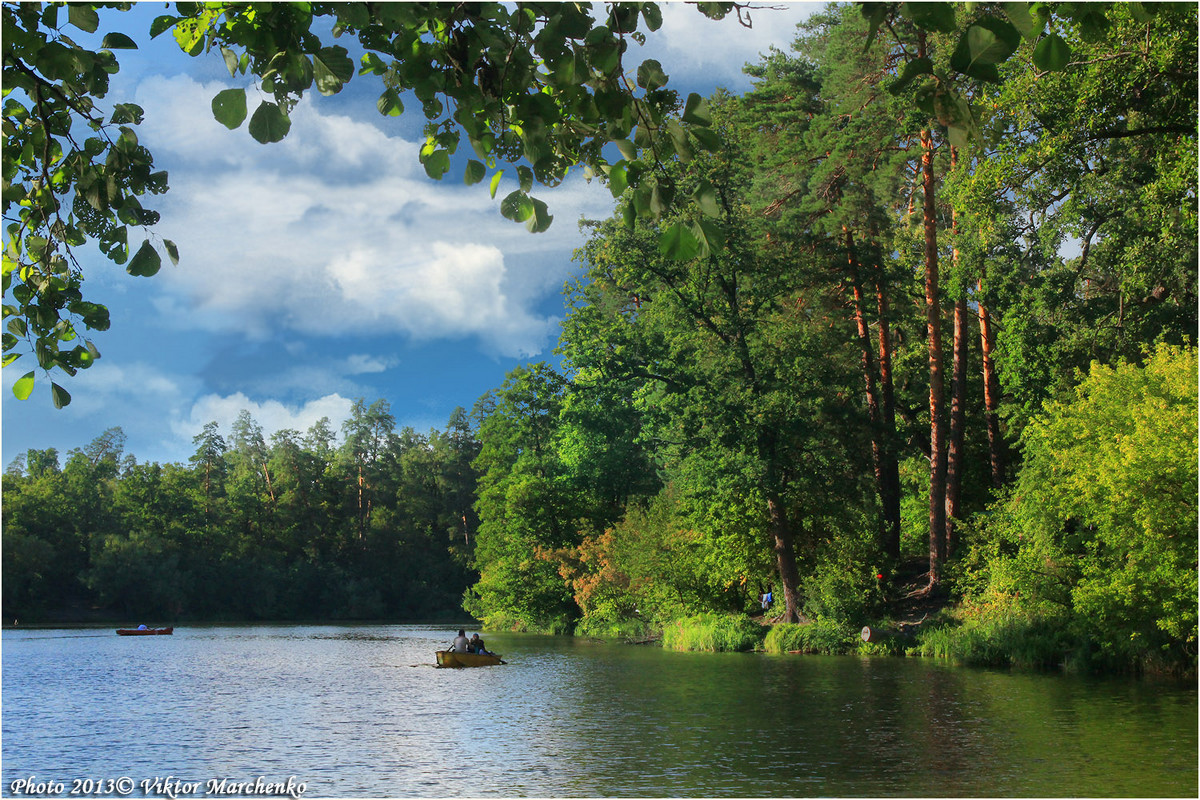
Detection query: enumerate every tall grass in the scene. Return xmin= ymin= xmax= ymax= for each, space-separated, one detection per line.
xmin=912 ymin=605 xmax=1078 ymax=669
xmin=661 ymin=613 xmax=766 ymax=652
xmin=762 ymin=620 xmax=859 ymax=655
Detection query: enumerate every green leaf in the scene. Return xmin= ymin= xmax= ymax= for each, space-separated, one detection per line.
xmin=221 ymin=46 xmax=239 ymax=77
xmin=641 ymin=4 xmax=663 ymax=31
xmin=313 ymin=46 xmax=354 ymax=95
xmin=13 ymin=371 xmax=34 ymax=401
xmin=608 ymin=162 xmax=629 ymax=197
xmin=68 ymin=4 xmax=100 ymax=33
xmin=101 ymin=32 xmax=138 ymax=50
xmin=666 ymin=119 xmax=692 ymax=162
xmin=636 ymin=59 xmax=668 ymax=90
xmin=899 ymin=2 xmax=957 ymax=33
xmin=692 ymin=217 xmax=725 ymax=257
xmin=947 ymin=122 xmax=971 ymax=150
xmin=163 ymin=240 xmax=179 ymax=266
xmin=860 ymin=3 xmax=889 ymax=53
xmin=951 ymin=18 xmax=1021 ymax=78
xmin=377 ymin=88 xmax=404 ymax=117
xmin=888 ymin=57 xmax=934 ymax=95
xmin=150 ymin=15 xmax=178 ymax=38
xmin=682 ymin=93 xmax=712 ymax=126
xmin=127 ymin=240 xmax=162 ymax=277
xmin=517 ymin=166 xmax=533 ymax=193
xmin=500 ymin=190 xmax=535 ymax=223
xmin=489 ymin=170 xmax=504 ymax=199
xmin=248 ymin=101 xmax=291 ymax=143
xmin=614 ymin=138 xmax=638 ymax=161
xmin=51 ymin=382 xmax=71 ymax=409
xmin=525 ymin=196 xmax=553 ymax=233
xmin=691 ymin=127 xmax=723 ymax=152
xmin=422 ymin=149 xmax=450 ymax=180
xmin=464 ymin=160 xmax=486 ymax=185
xmin=211 ymin=88 xmax=247 ymax=130
xmin=1033 ymin=33 xmax=1071 ymax=71
xmin=1129 ymin=2 xmax=1160 ymax=22
xmin=693 ymin=180 xmax=721 ymax=217
xmin=1002 ymin=3 xmax=1043 ymax=41
xmin=659 ymin=221 xmax=701 ymax=261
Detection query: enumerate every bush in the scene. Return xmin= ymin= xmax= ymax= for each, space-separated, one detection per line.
xmin=661 ymin=613 xmax=766 ymax=652
xmin=949 ymin=344 xmax=1198 ymax=674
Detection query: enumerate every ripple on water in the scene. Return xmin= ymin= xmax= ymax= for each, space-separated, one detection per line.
xmin=2 ymin=626 xmax=1196 ymax=797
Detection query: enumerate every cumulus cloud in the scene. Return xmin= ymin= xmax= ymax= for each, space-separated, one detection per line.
xmin=172 ymin=392 xmax=355 ymax=447
xmin=130 ymin=74 xmax=609 ymax=359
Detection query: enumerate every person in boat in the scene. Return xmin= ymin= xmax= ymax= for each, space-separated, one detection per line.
xmin=469 ymin=633 xmax=489 ymax=655
xmin=137 ymin=624 xmax=148 ymax=630
xmin=452 ymin=629 xmax=470 ymax=653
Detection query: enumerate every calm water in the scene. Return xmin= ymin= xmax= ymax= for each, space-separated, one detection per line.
xmin=2 ymin=624 xmax=1195 ymax=798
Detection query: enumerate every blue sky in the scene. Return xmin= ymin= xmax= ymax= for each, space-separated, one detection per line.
xmin=3 ymin=2 xmax=819 ymax=468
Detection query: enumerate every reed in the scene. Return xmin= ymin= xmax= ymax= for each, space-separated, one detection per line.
xmin=762 ymin=620 xmax=857 ymax=655
xmin=661 ymin=613 xmax=766 ymax=652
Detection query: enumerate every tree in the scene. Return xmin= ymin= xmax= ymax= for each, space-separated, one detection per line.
xmin=468 ymin=363 xmax=581 ymax=632
xmin=963 ymin=344 xmax=1197 ymax=670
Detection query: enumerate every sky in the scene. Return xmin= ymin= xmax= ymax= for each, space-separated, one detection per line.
xmin=3 ymin=2 xmax=821 ymax=468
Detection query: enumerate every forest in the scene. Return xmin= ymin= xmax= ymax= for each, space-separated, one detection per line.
xmin=3 ymin=403 xmax=479 ymax=621
xmin=3 ymin=3 xmax=1196 ymax=676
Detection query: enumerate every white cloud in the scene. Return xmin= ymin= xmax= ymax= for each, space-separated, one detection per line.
xmin=634 ymin=2 xmax=820 ymax=90
xmin=344 ymin=353 xmax=394 ymax=374
xmin=172 ymin=392 xmax=355 ymax=446
xmin=130 ymin=75 xmax=609 ymax=359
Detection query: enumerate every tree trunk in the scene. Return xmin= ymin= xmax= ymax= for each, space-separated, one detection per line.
xmin=920 ymin=121 xmax=946 ymax=590
xmin=945 ymin=293 xmax=968 ymax=557
xmin=767 ymin=492 xmax=803 ymax=623
xmin=977 ymin=275 xmax=1005 ymax=487
xmin=944 ymin=144 xmax=967 ymax=558
xmin=845 ymin=227 xmax=899 ymax=561
xmin=872 ymin=256 xmax=902 ymax=561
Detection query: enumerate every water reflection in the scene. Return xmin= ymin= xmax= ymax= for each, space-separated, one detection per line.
xmin=3 ymin=626 xmax=1195 ymax=797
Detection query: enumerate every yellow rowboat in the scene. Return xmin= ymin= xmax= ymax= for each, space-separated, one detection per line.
xmin=436 ymin=650 xmax=505 ymax=667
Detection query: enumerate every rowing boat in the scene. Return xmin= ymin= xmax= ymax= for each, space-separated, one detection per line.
xmin=435 ymin=650 xmax=504 ymax=667
xmin=116 ymin=627 xmax=173 ymax=636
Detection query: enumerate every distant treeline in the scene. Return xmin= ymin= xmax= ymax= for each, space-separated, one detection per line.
xmin=3 ymin=401 xmax=479 ymax=623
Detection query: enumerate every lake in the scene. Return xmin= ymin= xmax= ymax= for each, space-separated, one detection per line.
xmin=2 ymin=624 xmax=1196 ymax=797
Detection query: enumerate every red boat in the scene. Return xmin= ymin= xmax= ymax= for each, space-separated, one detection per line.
xmin=116 ymin=627 xmax=173 ymax=636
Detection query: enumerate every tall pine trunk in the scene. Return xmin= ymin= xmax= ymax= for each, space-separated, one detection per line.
xmin=945 ymin=294 xmax=968 ymax=557
xmin=944 ymin=145 xmax=967 ymax=558
xmin=845 ymin=227 xmax=900 ymax=562
xmin=978 ymin=274 xmax=1005 ymax=487
xmin=920 ymin=121 xmax=946 ymax=590
xmin=873 ymin=255 xmax=902 ymax=561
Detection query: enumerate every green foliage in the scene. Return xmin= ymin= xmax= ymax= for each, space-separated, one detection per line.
xmin=661 ymin=613 xmax=765 ymax=652
xmin=2 ymin=408 xmax=479 ymax=623
xmin=798 ymin=529 xmax=888 ymax=627
xmin=762 ymin=620 xmax=858 ymax=655
xmin=911 ymin=601 xmax=1082 ymax=670
xmin=954 ymin=344 xmax=1198 ymax=672
xmin=3 ymin=2 xmax=172 ymax=402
